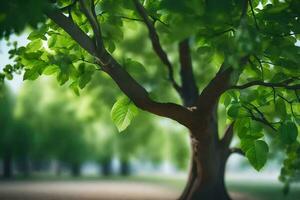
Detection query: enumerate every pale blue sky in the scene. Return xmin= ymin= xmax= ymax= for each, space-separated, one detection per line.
xmin=0 ymin=34 xmax=28 ymax=93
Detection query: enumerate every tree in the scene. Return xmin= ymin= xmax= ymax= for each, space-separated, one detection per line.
xmin=17 ymin=80 xmax=91 ymax=177
xmin=1 ymin=0 xmax=300 ymax=199
xmin=0 ymin=85 xmax=15 ymax=178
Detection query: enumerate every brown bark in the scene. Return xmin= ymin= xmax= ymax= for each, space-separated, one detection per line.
xmin=180 ymin=125 xmax=231 ymax=200
xmin=179 ymin=39 xmax=198 ymax=106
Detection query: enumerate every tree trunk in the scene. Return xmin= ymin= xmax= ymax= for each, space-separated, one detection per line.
xmin=179 ymin=129 xmax=231 ymax=200
xmin=71 ymin=163 xmax=81 ymax=177
xmin=16 ymin=156 xmax=31 ymax=177
xmin=120 ymin=160 xmax=130 ymax=176
xmin=3 ymin=152 xmax=13 ymax=179
xmin=101 ymin=160 xmax=113 ymax=176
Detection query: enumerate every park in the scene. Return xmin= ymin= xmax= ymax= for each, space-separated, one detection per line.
xmin=0 ymin=0 xmax=299 ymax=199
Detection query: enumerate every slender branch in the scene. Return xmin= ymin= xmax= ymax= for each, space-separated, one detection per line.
xmin=47 ymin=8 xmax=193 ymax=128
xmin=132 ymin=0 xmax=181 ymax=93
xmin=277 ymin=94 xmax=293 ymax=104
xmin=277 ymin=94 xmax=299 ymax=118
xmin=46 ymin=9 xmax=96 ymax=55
xmin=242 ymin=105 xmax=276 ymax=131
xmin=150 ymin=15 xmax=169 ymax=27
xmin=220 ymin=122 xmax=235 ymax=148
xmin=230 ymin=148 xmax=245 ymax=156
xmin=230 ymin=79 xmax=300 ymax=90
xmin=99 ymin=58 xmax=194 ymax=128
xmin=78 ymin=0 xmax=105 ymax=56
xmin=261 ymin=31 xmax=300 ymax=38
xmin=249 ymin=103 xmax=270 ymax=123
xmin=211 ymin=28 xmax=235 ymax=38
xmin=248 ymin=0 xmax=259 ymax=30
xmin=118 ymin=15 xmax=144 ymax=22
xmin=179 ymin=39 xmax=198 ymax=106
xmin=253 ymin=55 xmax=264 ymax=80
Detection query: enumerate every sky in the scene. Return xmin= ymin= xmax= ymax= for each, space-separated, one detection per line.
xmin=0 ymin=34 xmax=29 ymax=93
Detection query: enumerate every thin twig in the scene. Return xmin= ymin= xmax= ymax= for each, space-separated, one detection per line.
xmin=242 ymin=104 xmax=276 ymax=131
xmin=248 ymin=0 xmax=259 ymax=30
xmin=230 ymin=148 xmax=245 ymax=156
xmin=253 ymin=55 xmax=264 ymax=80
xmin=231 ymin=79 xmax=300 ymax=90
xmin=132 ymin=0 xmax=181 ymax=93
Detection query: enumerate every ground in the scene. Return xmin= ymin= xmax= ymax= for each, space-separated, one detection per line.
xmin=0 ymin=180 xmax=253 ymax=200
xmin=0 ymin=176 xmax=299 ymax=200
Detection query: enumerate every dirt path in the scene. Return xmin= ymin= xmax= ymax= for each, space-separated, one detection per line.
xmin=0 ymin=181 xmax=255 ymax=200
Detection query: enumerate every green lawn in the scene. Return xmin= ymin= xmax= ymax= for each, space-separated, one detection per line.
xmin=227 ymin=180 xmax=300 ymax=200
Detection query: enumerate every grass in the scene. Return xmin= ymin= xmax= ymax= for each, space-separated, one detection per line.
xmin=227 ymin=180 xmax=300 ymax=200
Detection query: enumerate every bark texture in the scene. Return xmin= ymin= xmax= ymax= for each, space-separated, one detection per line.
xmin=179 ymin=113 xmax=232 ymax=200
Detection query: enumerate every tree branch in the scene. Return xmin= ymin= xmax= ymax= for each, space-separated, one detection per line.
xmin=220 ymin=122 xmax=235 ymax=148
xmin=46 ymin=9 xmax=96 ymax=55
xmin=230 ymin=148 xmax=245 ymax=156
xmin=132 ymin=0 xmax=181 ymax=93
xmin=196 ymin=64 xmax=233 ymax=113
xmin=242 ymin=104 xmax=276 ymax=131
xmin=253 ymin=55 xmax=264 ymax=80
xmin=46 ymin=8 xmax=193 ymax=128
xmin=78 ymin=0 xmax=105 ymax=56
xmin=248 ymin=0 xmax=259 ymax=30
xmin=179 ymin=39 xmax=198 ymax=106
xmin=195 ymin=56 xmax=248 ymax=114
xmin=99 ymin=57 xmax=194 ymax=128
xmin=230 ymin=79 xmax=300 ymax=90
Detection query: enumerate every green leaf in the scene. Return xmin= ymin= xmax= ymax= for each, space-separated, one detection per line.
xmin=26 ymin=39 xmax=43 ymax=51
xmin=240 ymin=90 xmax=258 ymax=103
xmin=78 ymin=73 xmax=92 ymax=89
xmin=222 ymin=93 xmax=232 ymax=108
xmin=28 ymin=31 xmax=47 ymax=41
xmin=111 ymin=96 xmax=139 ymax=132
xmin=48 ymin=35 xmax=57 ymax=48
xmin=279 ymin=121 xmax=298 ymax=144
xmin=69 ymin=82 xmax=80 ymax=96
xmin=275 ymin=98 xmax=287 ymax=119
xmin=241 ymin=139 xmax=254 ymax=152
xmin=43 ymin=65 xmax=59 ymax=75
xmin=23 ymin=69 xmax=39 ymax=80
xmin=57 ymin=72 xmax=69 ymax=85
xmin=227 ymin=104 xmax=240 ymax=118
xmin=246 ymin=140 xmax=269 ymax=171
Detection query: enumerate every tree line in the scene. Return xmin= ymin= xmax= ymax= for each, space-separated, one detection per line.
xmin=0 ymin=79 xmax=189 ymax=178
